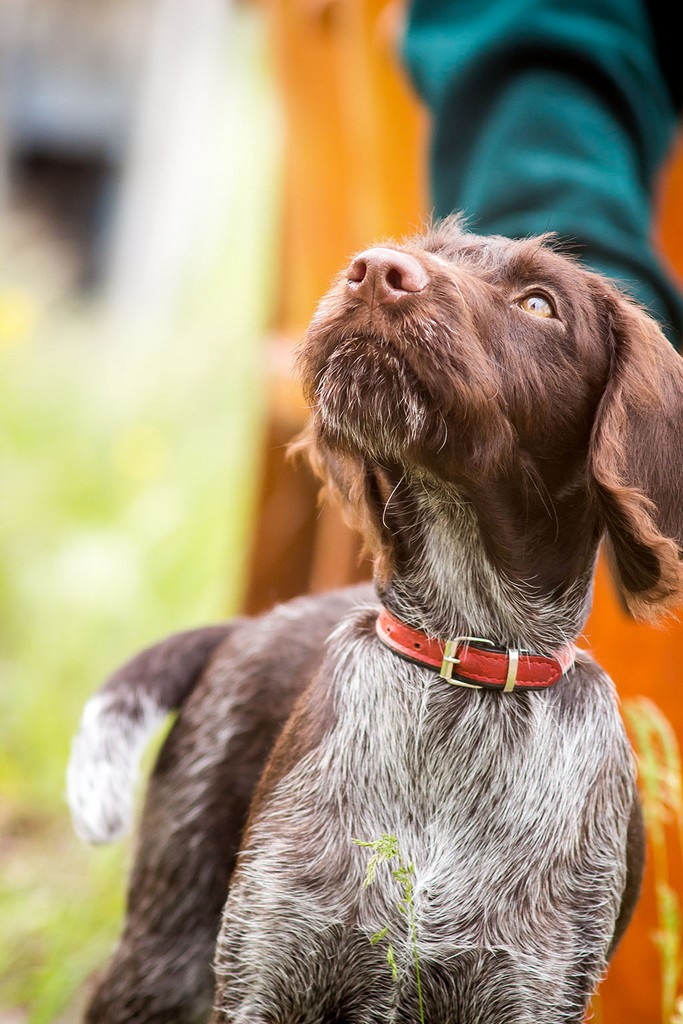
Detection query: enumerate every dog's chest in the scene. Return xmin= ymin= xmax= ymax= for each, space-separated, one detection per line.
xmin=289 ymin=617 xmax=632 ymax=938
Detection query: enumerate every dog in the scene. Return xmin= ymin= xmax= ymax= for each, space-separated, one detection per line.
xmin=68 ymin=217 xmax=683 ymax=1023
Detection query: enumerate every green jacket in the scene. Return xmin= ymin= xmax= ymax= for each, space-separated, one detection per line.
xmin=403 ymin=0 xmax=683 ymax=346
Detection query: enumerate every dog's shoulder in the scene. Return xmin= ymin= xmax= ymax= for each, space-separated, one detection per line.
xmin=550 ymin=647 xmax=630 ymax=738
xmin=223 ymin=582 xmax=377 ymax=661
xmin=182 ymin=583 xmax=377 ymax=726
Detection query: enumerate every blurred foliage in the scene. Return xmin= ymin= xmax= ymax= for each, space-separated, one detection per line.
xmin=0 ymin=10 xmax=280 ymax=1022
xmin=625 ymin=697 xmax=683 ymax=1023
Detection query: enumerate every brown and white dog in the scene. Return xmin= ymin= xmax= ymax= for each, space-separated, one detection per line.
xmin=68 ymin=218 xmax=683 ymax=1023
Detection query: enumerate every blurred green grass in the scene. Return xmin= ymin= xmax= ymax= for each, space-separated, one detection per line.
xmin=0 ymin=12 xmax=280 ymax=1021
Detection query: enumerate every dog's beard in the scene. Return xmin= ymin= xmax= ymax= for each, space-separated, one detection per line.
xmin=312 ymin=335 xmax=436 ymax=458
xmin=302 ymin=315 xmax=507 ymax=473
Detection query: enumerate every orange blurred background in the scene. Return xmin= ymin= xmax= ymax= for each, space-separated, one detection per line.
xmin=1 ymin=0 xmax=682 ymax=1020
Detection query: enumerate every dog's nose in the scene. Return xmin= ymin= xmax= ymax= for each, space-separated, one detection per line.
xmin=347 ymin=248 xmax=428 ymax=306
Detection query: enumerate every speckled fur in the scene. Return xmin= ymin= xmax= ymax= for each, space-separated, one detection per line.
xmin=212 ymin=614 xmax=634 ymax=1024
xmin=69 ymin=218 xmax=683 ymax=1022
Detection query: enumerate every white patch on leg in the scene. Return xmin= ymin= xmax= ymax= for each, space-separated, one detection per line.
xmin=66 ymin=690 xmax=165 ymax=844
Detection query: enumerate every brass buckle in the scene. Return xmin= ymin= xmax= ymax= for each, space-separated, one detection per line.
xmin=440 ymin=636 xmax=495 ymax=689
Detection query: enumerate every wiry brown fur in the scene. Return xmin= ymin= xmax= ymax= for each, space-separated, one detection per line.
xmin=295 ymin=220 xmax=683 ymax=634
xmin=590 ymin=288 xmax=683 ymax=617
xmin=69 ymin=218 xmax=683 ymax=1023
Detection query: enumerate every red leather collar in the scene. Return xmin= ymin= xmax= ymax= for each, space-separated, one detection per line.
xmin=376 ymin=607 xmax=575 ymax=692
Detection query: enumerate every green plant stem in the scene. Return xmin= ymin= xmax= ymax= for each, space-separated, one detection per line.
xmin=407 ymin=891 xmax=425 ymax=1024
xmin=354 ymin=834 xmax=425 ymax=1023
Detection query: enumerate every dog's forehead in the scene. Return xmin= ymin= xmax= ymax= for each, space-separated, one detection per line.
xmin=412 ymin=220 xmax=581 ymax=289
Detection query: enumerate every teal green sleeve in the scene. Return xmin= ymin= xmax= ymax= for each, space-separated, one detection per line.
xmin=403 ymin=0 xmax=683 ymax=347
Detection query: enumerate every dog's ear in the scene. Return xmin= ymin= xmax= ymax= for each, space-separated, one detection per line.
xmin=291 ymin=425 xmax=394 ymax=581
xmin=590 ymin=284 xmax=683 ymax=620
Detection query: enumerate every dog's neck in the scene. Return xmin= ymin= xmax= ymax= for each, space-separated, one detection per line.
xmin=377 ymin=471 xmax=601 ymax=655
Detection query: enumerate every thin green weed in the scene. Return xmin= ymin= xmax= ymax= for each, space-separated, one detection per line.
xmin=354 ymin=833 xmax=425 ymax=1024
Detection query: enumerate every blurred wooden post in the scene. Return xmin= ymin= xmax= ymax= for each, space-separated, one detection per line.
xmin=243 ymin=4 xmax=683 ymax=1020
xmin=242 ymin=0 xmax=426 ymax=612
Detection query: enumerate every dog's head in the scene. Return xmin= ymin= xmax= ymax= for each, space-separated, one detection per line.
xmin=297 ymin=217 xmax=683 ymax=627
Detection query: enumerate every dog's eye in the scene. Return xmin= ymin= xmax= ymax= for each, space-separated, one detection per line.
xmin=517 ymin=294 xmax=556 ymax=319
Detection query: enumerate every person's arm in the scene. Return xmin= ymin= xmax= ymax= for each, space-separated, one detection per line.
xmin=403 ymin=0 xmax=683 ymax=346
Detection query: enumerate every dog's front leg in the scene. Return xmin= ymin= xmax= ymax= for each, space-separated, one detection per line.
xmin=209 ymin=885 xmax=360 ymax=1024
xmin=210 ymin=917 xmax=393 ymax=1024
